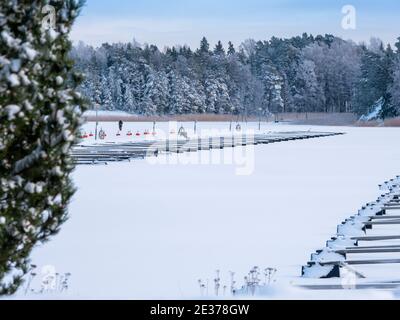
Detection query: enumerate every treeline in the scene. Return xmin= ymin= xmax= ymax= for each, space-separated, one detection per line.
xmin=72 ymin=34 xmax=400 ymax=119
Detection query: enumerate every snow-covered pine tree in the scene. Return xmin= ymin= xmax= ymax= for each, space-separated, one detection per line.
xmin=100 ymin=74 xmax=113 ymax=110
xmin=167 ymin=69 xmax=183 ymax=114
xmin=214 ymin=41 xmax=225 ymax=56
xmin=389 ymin=57 xmax=400 ymax=115
xmin=353 ymin=41 xmax=394 ymax=117
xmin=71 ymin=34 xmax=400 ymax=118
xmin=204 ymin=76 xmax=218 ymax=113
xmin=199 ymin=37 xmax=210 ymax=55
xmin=190 ymin=78 xmax=207 ymax=114
xmin=0 ymin=0 xmax=85 ymax=295
xmin=227 ymin=41 xmax=236 ymax=56
xmin=130 ymin=61 xmax=146 ymax=114
xmin=259 ymin=64 xmax=284 ymax=114
xmin=143 ymin=68 xmax=169 ymax=115
xmin=379 ymin=44 xmax=397 ymax=119
xmin=107 ymin=65 xmax=121 ymax=111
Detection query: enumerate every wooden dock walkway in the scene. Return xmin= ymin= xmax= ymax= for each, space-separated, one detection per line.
xmin=71 ymin=131 xmax=343 ymax=165
xmin=301 ymin=176 xmax=400 ymax=289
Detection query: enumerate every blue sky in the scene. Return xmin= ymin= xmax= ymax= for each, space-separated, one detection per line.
xmin=71 ymin=0 xmax=400 ymax=48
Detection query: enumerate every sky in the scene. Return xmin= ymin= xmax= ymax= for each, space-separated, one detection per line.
xmin=70 ymin=0 xmax=400 ymax=49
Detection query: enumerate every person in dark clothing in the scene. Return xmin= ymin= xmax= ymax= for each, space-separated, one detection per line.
xmin=119 ymin=120 xmax=123 ymax=131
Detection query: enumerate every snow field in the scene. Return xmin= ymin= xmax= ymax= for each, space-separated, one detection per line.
xmin=14 ymin=123 xmax=400 ymax=299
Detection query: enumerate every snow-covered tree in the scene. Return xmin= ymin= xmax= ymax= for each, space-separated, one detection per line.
xmin=302 ymin=39 xmax=360 ymax=113
xmin=72 ymin=34 xmax=400 ymax=120
xmin=0 ymin=0 xmax=85 ymax=295
xmin=259 ymin=64 xmax=284 ymax=114
xmin=167 ymin=70 xmax=184 ymax=114
xmin=353 ymin=40 xmax=395 ymax=117
xmin=214 ymin=41 xmax=225 ymax=56
xmin=143 ymin=69 xmax=169 ymax=115
xmin=198 ymin=37 xmax=210 ymax=55
xmin=293 ymin=59 xmax=323 ymax=114
xmin=389 ymin=57 xmax=400 ymax=115
xmin=100 ymin=74 xmax=113 ymax=110
xmin=227 ymin=42 xmax=236 ymax=56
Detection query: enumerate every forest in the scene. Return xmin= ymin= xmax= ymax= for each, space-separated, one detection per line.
xmin=72 ymin=34 xmax=400 ymax=119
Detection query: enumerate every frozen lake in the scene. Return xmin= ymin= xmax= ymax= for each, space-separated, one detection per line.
xmin=16 ymin=123 xmax=400 ymax=299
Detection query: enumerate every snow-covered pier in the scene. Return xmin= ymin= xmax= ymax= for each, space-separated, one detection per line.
xmin=71 ymin=131 xmax=343 ymax=165
xmin=301 ymin=176 xmax=400 ymax=289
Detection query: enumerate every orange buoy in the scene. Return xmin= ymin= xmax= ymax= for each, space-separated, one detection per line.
xmin=135 ymin=131 xmax=141 ymax=137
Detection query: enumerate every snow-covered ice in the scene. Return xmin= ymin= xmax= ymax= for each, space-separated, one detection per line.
xmin=11 ymin=123 xmax=400 ymax=299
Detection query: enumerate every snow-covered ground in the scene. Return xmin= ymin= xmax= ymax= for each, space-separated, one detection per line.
xmin=11 ymin=122 xmax=400 ymax=299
